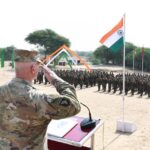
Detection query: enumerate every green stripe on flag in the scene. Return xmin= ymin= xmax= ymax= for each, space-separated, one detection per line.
xmin=110 ymin=37 xmax=123 ymax=52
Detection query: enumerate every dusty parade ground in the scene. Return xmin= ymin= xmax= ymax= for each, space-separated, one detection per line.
xmin=0 ymin=65 xmax=150 ymax=150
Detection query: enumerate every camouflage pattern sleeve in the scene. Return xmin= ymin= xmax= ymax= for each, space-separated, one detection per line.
xmin=28 ymin=79 xmax=81 ymax=120
xmin=0 ymin=84 xmax=10 ymax=100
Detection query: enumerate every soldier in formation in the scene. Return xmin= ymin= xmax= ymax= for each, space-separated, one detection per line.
xmin=34 ymin=68 xmax=150 ymax=98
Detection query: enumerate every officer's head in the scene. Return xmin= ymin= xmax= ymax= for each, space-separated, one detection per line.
xmin=14 ymin=49 xmax=40 ymax=81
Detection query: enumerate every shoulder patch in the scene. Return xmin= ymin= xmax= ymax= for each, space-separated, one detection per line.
xmin=59 ymin=98 xmax=70 ymax=107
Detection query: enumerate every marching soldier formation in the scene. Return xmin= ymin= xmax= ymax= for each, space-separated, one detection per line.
xmin=34 ymin=69 xmax=150 ymax=98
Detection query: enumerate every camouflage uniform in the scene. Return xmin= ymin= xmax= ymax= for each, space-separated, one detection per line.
xmin=0 ymin=77 xmax=81 ymax=150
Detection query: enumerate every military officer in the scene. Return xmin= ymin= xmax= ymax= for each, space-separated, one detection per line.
xmin=0 ymin=49 xmax=81 ymax=150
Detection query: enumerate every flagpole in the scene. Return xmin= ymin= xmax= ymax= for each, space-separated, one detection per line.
xmin=122 ymin=14 xmax=126 ymax=125
xmin=142 ymin=57 xmax=143 ymax=75
xmin=142 ymin=45 xmax=144 ymax=75
xmin=133 ymin=49 xmax=135 ymax=73
xmin=99 ymin=15 xmax=137 ymax=133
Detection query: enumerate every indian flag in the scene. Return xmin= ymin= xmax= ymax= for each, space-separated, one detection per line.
xmin=100 ymin=18 xmax=124 ymax=52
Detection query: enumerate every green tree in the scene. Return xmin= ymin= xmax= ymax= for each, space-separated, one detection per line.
xmin=25 ymin=29 xmax=71 ymax=55
xmin=125 ymin=42 xmax=137 ymax=67
xmin=93 ymin=42 xmax=136 ymax=65
xmin=143 ymin=48 xmax=150 ymax=71
xmin=93 ymin=46 xmax=112 ymax=64
xmin=133 ymin=47 xmax=150 ymax=71
xmin=0 ymin=46 xmax=15 ymax=60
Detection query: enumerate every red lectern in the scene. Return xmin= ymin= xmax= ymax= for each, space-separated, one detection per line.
xmin=47 ymin=116 xmax=104 ymax=150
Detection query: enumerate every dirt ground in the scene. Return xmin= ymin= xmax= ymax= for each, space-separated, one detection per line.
xmin=0 ymin=64 xmax=150 ymax=150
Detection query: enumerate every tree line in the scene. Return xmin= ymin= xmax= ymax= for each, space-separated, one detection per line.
xmin=1 ymin=29 xmax=150 ymax=72
xmin=93 ymin=43 xmax=150 ymax=71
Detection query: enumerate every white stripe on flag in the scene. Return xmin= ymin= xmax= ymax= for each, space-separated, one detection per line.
xmin=103 ymin=26 xmax=124 ymax=48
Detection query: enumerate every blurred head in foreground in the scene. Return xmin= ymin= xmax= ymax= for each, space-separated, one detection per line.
xmin=14 ymin=49 xmax=40 ymax=82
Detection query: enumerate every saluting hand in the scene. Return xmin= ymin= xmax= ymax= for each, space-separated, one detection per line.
xmin=42 ymin=65 xmax=62 ymax=82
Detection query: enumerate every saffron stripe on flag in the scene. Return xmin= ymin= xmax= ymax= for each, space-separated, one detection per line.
xmin=103 ymin=26 xmax=123 ymax=48
xmin=100 ymin=18 xmax=123 ymax=43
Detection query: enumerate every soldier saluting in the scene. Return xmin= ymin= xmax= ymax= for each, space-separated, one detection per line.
xmin=0 ymin=49 xmax=81 ymax=150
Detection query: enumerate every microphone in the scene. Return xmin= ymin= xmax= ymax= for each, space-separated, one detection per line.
xmin=80 ymin=102 xmax=96 ymax=131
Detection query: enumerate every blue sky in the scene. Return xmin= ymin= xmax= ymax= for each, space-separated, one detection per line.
xmin=0 ymin=0 xmax=149 ymax=51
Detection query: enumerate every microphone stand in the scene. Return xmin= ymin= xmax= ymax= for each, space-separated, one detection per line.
xmin=80 ymin=102 xmax=97 ymax=130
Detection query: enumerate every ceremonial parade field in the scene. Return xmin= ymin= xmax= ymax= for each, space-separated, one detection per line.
xmin=0 ymin=65 xmax=150 ymax=150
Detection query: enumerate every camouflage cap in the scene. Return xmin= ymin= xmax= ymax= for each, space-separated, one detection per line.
xmin=15 ymin=49 xmax=38 ymax=62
